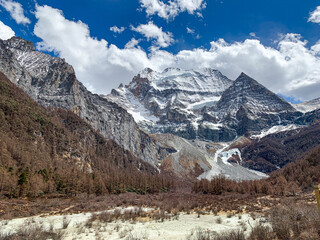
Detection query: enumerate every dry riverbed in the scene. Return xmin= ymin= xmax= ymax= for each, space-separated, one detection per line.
xmin=0 ymin=207 xmax=268 ymax=240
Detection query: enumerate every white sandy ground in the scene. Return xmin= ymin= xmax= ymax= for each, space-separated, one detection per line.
xmin=0 ymin=207 xmax=269 ymax=239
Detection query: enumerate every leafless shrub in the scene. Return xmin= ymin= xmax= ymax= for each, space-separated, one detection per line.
xmin=212 ymin=230 xmax=245 ymax=240
xmin=1 ymin=225 xmax=63 ymax=240
xmin=85 ymin=213 xmax=98 ymax=228
xmin=268 ymin=201 xmax=320 ymax=240
xmin=92 ymin=208 xmax=149 ymax=224
xmin=99 ymin=211 xmax=114 ymax=223
xmin=172 ymin=209 xmax=180 ymax=220
xmin=196 ymin=209 xmax=205 ymax=218
xmin=227 ymin=212 xmax=234 ymax=218
xmin=216 ymin=217 xmax=222 ymax=224
xmin=249 ymin=212 xmax=256 ymax=220
xmin=119 ymin=227 xmax=130 ymax=238
xmin=186 ymin=227 xmax=215 ymax=240
xmin=114 ymin=223 xmax=121 ymax=232
xmin=0 ymin=220 xmax=9 ymax=226
xmin=62 ymin=216 xmax=70 ymax=229
xmin=239 ymin=221 xmax=247 ymax=232
xmin=150 ymin=210 xmax=171 ymax=222
xmin=247 ymin=224 xmax=274 ymax=240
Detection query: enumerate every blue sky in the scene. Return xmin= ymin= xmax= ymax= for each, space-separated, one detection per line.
xmin=0 ymin=0 xmax=320 ymax=102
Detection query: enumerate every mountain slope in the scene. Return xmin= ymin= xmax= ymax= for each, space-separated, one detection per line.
xmin=268 ymin=143 xmax=320 ymax=190
xmin=207 ymin=72 xmax=302 ymax=136
xmin=0 ymin=37 xmax=173 ymax=168
xmin=0 ymin=71 xmax=172 ymax=198
xmin=151 ymin=134 xmax=267 ymax=181
xmin=239 ymin=123 xmax=320 ymax=173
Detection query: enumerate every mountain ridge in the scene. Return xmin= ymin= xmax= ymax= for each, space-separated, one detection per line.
xmin=109 ymin=68 xmax=303 ymax=142
xmin=2 ymin=36 xmax=320 ymax=181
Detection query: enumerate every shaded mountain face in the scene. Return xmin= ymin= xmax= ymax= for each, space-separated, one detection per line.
xmin=0 ymin=70 xmax=155 ymax=174
xmin=295 ymin=108 xmax=320 ymax=125
xmin=109 ymin=70 xmax=302 ymax=142
xmin=0 ymin=37 xmax=174 ymax=168
xmin=238 ymin=123 xmax=320 ymax=173
xmin=208 ymin=73 xmax=302 ymax=137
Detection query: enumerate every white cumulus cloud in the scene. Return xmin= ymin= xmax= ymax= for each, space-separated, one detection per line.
xmin=0 ymin=20 xmax=15 ymax=40
xmin=33 ymin=5 xmax=320 ymax=101
xmin=34 ymin=5 xmax=153 ymax=94
xmin=0 ymin=0 xmax=30 ymax=25
xmin=308 ymin=6 xmax=320 ymax=24
xmin=186 ymin=27 xmax=195 ymax=34
xmin=178 ymin=0 xmax=206 ymax=13
xmin=131 ymin=21 xmax=174 ymax=48
xmin=125 ymin=38 xmax=141 ymax=49
xmin=110 ymin=26 xmax=125 ymax=34
xmin=139 ymin=0 xmax=206 ymax=20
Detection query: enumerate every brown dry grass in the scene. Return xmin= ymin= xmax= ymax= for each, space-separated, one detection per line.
xmin=0 ymin=191 xmax=279 ymax=220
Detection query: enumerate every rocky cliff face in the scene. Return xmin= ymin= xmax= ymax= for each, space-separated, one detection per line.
xmin=207 ymin=73 xmax=302 ymax=137
xmin=0 ymin=37 xmax=173 ymax=168
xmin=108 ymin=67 xmax=233 ymax=140
xmin=109 ymin=70 xmax=303 ymax=142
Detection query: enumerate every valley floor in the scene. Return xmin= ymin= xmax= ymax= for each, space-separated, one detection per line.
xmin=0 ymin=192 xmax=319 ymax=239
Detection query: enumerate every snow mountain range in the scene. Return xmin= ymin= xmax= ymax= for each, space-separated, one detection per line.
xmin=1 ymin=36 xmax=320 ymax=181
xmin=108 ymin=68 xmax=304 ymax=142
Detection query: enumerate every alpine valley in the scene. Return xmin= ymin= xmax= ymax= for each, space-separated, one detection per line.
xmin=4 ymin=0 xmax=320 ymax=237
xmin=1 ymin=36 xmax=320 ymax=182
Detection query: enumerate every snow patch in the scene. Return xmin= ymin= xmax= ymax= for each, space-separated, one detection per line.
xmin=0 ymin=210 xmax=267 ymax=240
xmin=251 ymin=124 xmax=302 ymax=139
xmin=220 ymin=148 xmax=243 ymax=166
xmin=201 ymin=121 xmax=223 ymax=130
xmin=107 ymin=87 xmax=159 ymax=124
xmin=186 ymin=96 xmax=221 ymax=110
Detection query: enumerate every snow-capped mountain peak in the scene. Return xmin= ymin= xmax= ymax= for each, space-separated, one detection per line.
xmin=107 ymin=67 xmax=234 ymax=138
xmin=133 ymin=67 xmax=232 ymax=94
xmin=108 ymin=70 xmax=304 ymax=141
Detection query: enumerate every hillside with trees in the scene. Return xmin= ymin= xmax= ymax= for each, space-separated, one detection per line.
xmin=0 ymin=72 xmax=173 ymax=198
xmin=241 ymin=123 xmax=320 ymax=173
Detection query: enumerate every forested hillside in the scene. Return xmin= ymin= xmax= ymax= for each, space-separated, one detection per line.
xmin=0 ymin=72 xmax=173 ymax=198
xmin=241 ymin=123 xmax=320 ymax=172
